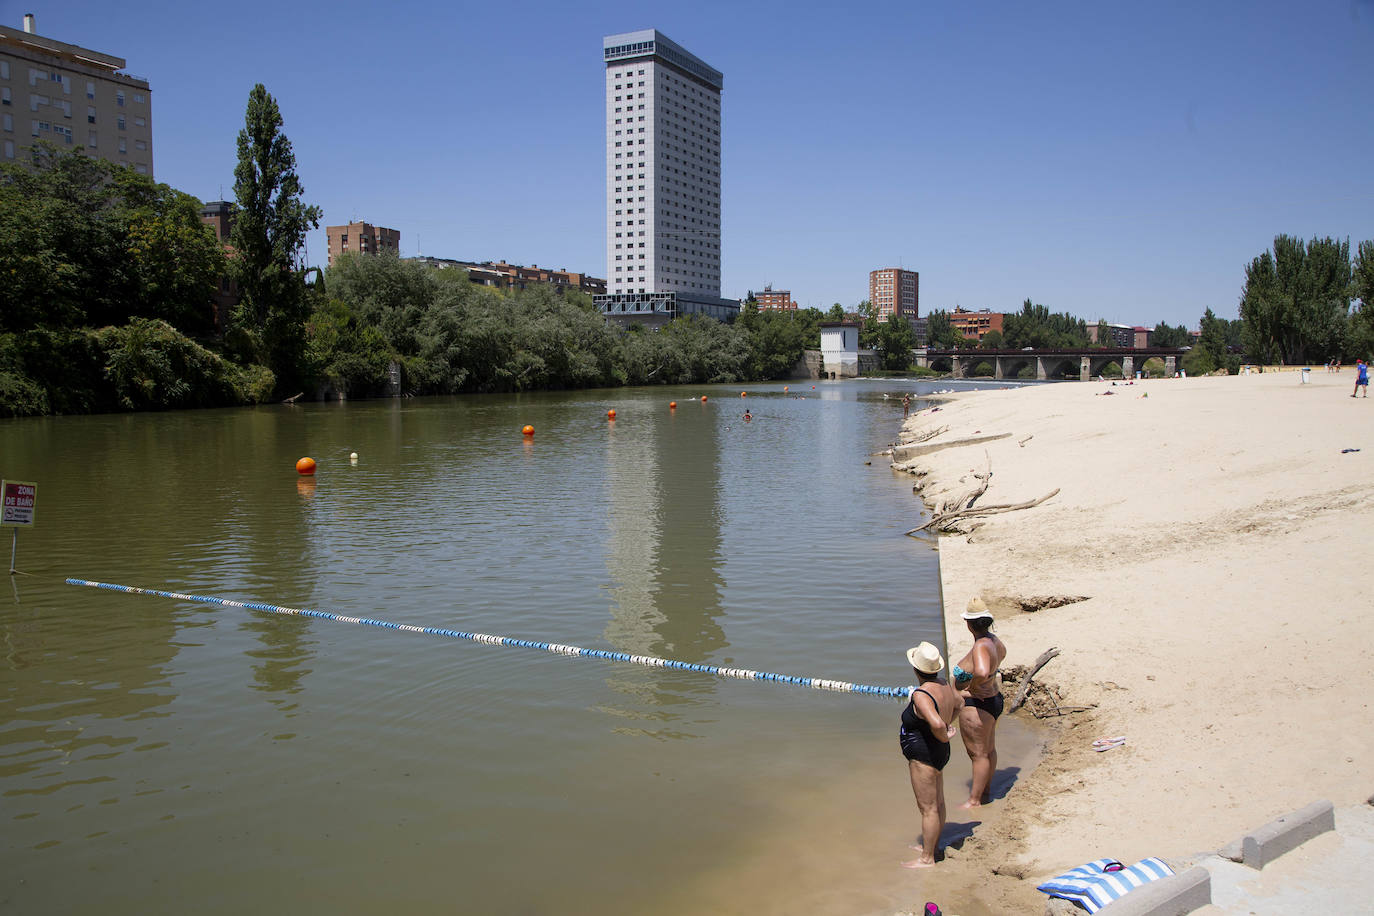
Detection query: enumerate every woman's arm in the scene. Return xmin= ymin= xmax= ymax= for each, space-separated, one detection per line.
xmin=914 ymin=692 xmax=950 ymax=743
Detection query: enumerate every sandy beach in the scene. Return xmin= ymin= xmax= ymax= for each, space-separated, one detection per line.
xmin=890 ymin=369 xmax=1374 ymax=914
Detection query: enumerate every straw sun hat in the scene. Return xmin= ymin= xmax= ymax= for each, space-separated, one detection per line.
xmin=961 ymin=596 xmax=995 ymax=624
xmin=905 ymin=641 xmax=944 ymax=674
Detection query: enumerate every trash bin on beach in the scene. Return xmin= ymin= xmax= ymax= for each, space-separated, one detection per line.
xmin=1301 ymin=368 xmax=1310 ymax=383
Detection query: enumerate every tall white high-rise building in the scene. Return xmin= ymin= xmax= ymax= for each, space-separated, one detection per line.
xmin=597 ymin=30 xmax=736 ymax=326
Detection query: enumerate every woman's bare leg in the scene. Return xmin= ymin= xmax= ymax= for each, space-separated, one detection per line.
xmin=901 ymin=759 xmax=942 ymax=867
xmin=958 ymin=705 xmax=997 ymax=808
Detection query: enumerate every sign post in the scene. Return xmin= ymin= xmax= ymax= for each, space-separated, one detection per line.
xmin=1 ymin=480 xmax=37 ymax=574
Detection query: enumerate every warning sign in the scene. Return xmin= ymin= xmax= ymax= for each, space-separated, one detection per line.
xmin=1 ymin=480 xmax=37 ymax=527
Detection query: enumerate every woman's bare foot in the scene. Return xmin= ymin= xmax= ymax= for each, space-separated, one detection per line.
xmin=957 ymin=799 xmax=982 ymax=810
xmin=901 ymin=856 xmax=937 ymax=869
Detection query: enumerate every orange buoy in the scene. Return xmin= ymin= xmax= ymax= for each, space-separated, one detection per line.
xmin=607 ymin=409 xmax=617 ymax=420
xmin=295 ymin=457 xmax=316 ymax=476
xmin=784 ymin=386 xmax=789 ymax=392
xmin=522 ymin=425 xmax=535 ymax=437
xmin=740 ymin=391 xmax=747 ymax=397
xmin=701 ymin=395 xmax=708 ymax=403
xmin=669 ymin=401 xmax=677 ymax=409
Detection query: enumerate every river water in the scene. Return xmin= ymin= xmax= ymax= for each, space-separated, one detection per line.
xmin=1 ymin=379 xmax=1038 ymax=915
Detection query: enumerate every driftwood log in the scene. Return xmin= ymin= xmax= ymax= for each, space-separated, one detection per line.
xmin=1009 ymin=646 xmax=1060 ymax=713
xmin=906 ymin=487 xmax=1060 ymax=536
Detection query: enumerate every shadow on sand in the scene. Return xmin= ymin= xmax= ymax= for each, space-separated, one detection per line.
xmin=939 ymin=820 xmax=981 ymax=852
xmin=964 ymin=765 xmax=1022 ymax=804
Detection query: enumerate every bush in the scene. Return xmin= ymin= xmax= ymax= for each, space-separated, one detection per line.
xmin=0 ymin=328 xmax=107 ymax=415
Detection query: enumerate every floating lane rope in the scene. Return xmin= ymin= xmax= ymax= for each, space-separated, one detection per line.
xmin=67 ymin=579 xmax=912 ymax=701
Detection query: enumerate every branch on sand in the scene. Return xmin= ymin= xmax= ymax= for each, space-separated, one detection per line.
xmin=1009 ymin=646 xmax=1061 ymax=714
xmin=906 ymin=487 xmax=1060 ymax=536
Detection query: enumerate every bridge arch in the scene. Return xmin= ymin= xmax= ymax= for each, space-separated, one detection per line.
xmin=1088 ymin=355 xmax=1127 ymax=379
xmin=996 ymin=357 xmax=1031 ymax=380
xmin=1038 ymin=356 xmax=1080 ymax=380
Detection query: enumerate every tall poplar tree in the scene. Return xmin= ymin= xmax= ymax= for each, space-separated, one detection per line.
xmin=1239 ymin=235 xmax=1350 ymax=364
xmin=229 ymin=84 xmax=321 ymax=392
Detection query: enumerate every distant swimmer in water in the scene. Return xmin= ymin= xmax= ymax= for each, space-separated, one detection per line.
xmin=899 ymin=642 xmax=962 ymax=868
xmin=743 ymin=410 xmax=752 ymax=421
xmin=953 ymin=598 xmax=1007 ymax=809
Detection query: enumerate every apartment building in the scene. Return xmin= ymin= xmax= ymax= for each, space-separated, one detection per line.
xmin=0 ymin=14 xmax=152 ymax=175
xmin=749 ymin=285 xmax=796 ymax=311
xmin=596 ymin=29 xmax=737 ymax=327
xmin=198 ymin=200 xmax=239 ymax=331
xmin=1086 ymin=322 xmax=1135 ymax=347
xmin=326 ymin=221 xmax=400 ymax=266
xmin=409 ymin=256 xmax=606 ymax=295
xmin=869 ymin=268 xmax=919 ymax=321
xmin=949 ymin=307 xmax=1004 ymax=341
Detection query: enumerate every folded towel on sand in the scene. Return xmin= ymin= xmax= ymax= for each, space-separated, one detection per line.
xmin=1036 ymin=857 xmax=1174 ymax=912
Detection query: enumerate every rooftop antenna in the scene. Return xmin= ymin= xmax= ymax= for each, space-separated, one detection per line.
xmin=416 ymin=233 xmax=422 ymax=257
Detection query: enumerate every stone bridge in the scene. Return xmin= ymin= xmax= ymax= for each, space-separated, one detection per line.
xmin=915 ymin=347 xmax=1189 ymax=381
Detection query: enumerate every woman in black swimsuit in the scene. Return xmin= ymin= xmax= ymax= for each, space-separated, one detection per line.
xmin=899 ymin=642 xmax=962 ymax=868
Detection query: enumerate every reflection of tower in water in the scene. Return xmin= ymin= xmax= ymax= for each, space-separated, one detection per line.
xmin=600 ymin=409 xmax=727 ymax=731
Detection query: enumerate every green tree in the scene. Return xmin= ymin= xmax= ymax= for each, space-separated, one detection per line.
xmin=327 ymin=251 xmax=438 ymax=356
xmin=1002 ymin=299 xmax=1090 ymax=349
xmin=925 ymin=309 xmax=964 ymax=348
xmin=875 ymin=315 xmax=916 ymax=370
xmin=826 ymin=303 xmax=845 ymax=321
xmin=0 ymin=144 xmax=128 ymax=331
xmin=118 ymin=174 xmax=226 ymax=335
xmin=1152 ymin=322 xmax=1191 ymax=348
xmin=979 ymin=329 xmax=1004 ymax=349
xmin=1093 ymin=319 xmax=1113 ymax=347
xmin=855 ymin=300 xmax=881 ymax=348
xmin=1345 ymin=240 xmax=1374 ymax=360
xmin=228 ymin=84 xmax=322 ymax=393
xmin=1197 ymin=308 xmax=1228 ymax=371
xmin=1239 ymin=235 xmax=1351 ymax=364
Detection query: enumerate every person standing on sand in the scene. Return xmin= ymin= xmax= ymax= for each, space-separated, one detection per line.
xmin=1354 ymin=360 xmax=1368 ymax=398
xmin=953 ymin=598 xmax=1007 ymax=809
xmin=899 ymin=642 xmax=962 ymax=869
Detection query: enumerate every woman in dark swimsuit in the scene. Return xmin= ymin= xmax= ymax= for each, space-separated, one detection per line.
xmin=899 ymin=642 xmax=962 ymax=868
xmin=954 ymin=598 xmax=1007 ymax=809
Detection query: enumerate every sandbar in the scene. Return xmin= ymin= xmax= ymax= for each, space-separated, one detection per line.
xmin=891 ymin=369 xmax=1374 ymax=913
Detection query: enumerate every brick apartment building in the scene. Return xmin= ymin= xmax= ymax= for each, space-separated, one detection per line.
xmin=949 ymin=307 xmax=1005 ymax=341
xmin=749 ymin=285 xmax=796 ymax=311
xmin=327 ymin=221 xmax=400 ymax=266
xmin=0 ymin=14 xmax=153 ymax=175
xmin=1088 ymin=324 xmax=1143 ymax=348
xmin=409 ymin=256 xmax=607 ymax=296
xmin=869 ymin=268 xmax=919 ymax=320
xmin=199 ymin=200 xmax=239 ymax=332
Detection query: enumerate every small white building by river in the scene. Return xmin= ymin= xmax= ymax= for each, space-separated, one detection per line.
xmin=820 ymin=322 xmax=860 ymax=378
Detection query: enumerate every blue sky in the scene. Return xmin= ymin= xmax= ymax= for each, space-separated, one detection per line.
xmin=12 ymin=0 xmax=1373 ymax=327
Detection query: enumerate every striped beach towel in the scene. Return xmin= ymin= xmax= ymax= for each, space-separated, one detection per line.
xmin=1036 ymin=857 xmax=1175 ymax=912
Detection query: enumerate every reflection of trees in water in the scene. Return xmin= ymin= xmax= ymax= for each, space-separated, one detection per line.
xmin=600 ymin=408 xmax=727 ymax=734
xmin=0 ymin=592 xmax=176 ymax=788
xmin=242 ymin=614 xmax=314 ymax=706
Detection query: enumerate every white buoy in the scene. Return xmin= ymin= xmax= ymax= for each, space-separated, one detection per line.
xmin=349 ymin=452 xmax=359 ymax=463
